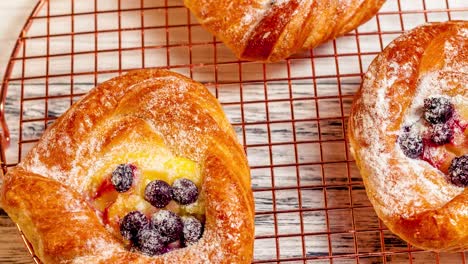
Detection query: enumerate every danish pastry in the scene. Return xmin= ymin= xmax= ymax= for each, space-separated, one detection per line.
xmin=348 ymin=21 xmax=467 ymax=251
xmin=1 ymin=69 xmax=255 ymax=263
xmin=184 ymin=0 xmax=386 ymax=62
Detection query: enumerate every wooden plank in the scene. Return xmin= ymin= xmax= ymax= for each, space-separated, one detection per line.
xmin=0 ymin=0 xmax=467 ymax=263
xmin=0 ymin=210 xmax=33 ymax=264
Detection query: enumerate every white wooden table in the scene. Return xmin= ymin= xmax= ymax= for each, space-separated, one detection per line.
xmin=0 ymin=2 xmax=45 ymax=262
xmin=0 ymin=1 xmax=466 ymax=263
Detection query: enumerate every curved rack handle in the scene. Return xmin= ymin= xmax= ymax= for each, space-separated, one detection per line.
xmin=0 ymin=82 xmax=11 ymax=176
xmin=0 ymin=0 xmax=47 ymax=177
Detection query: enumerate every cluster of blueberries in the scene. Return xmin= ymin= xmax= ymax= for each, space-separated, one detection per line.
xmin=399 ymin=97 xmax=454 ymax=158
xmin=110 ymin=164 xmax=203 ymax=256
xmin=398 ymin=97 xmax=467 ymax=187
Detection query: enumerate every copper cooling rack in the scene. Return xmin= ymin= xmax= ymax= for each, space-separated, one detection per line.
xmin=0 ymin=0 xmax=467 ymax=263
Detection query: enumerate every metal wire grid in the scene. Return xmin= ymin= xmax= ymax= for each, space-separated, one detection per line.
xmin=0 ymin=0 xmax=467 ymax=263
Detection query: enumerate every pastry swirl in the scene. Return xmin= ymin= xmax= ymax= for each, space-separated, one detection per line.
xmin=348 ymin=21 xmax=468 ymax=251
xmin=1 ymin=69 xmax=255 ymax=263
xmin=184 ymin=0 xmax=386 ymax=61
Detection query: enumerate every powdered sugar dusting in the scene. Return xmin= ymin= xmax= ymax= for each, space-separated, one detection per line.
xmin=187 ymin=0 xmax=385 ymax=61
xmin=73 ymin=238 xmax=125 ymax=264
xmin=11 ymin=70 xmax=252 ymax=262
xmin=351 ymin=23 xmax=467 ymax=218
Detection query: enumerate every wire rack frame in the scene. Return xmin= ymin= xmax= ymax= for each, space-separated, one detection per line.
xmin=0 ymin=0 xmax=467 ymax=263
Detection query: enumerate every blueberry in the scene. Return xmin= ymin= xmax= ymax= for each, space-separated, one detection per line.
xmin=144 ymin=180 xmax=172 ymax=208
xmin=152 ymin=210 xmax=183 ymax=243
xmin=398 ymin=130 xmax=423 ymax=159
xmin=111 ymin=164 xmax=134 ymax=192
xmin=182 ymin=217 xmax=203 ymax=245
xmin=431 ymin=123 xmax=453 ymax=145
xmin=423 ymin=97 xmax=454 ymax=124
xmin=171 ymin=178 xmax=199 ymax=205
xmin=120 ymin=211 xmax=150 ymax=241
xmin=135 ymin=228 xmax=165 ymax=256
xmin=448 ymin=155 xmax=468 ymax=187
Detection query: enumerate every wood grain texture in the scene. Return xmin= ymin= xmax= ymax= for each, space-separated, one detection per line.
xmin=0 ymin=209 xmax=32 ymax=264
xmin=0 ymin=0 xmax=467 ymax=263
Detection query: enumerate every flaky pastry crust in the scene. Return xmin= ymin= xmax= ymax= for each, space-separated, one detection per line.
xmin=348 ymin=21 xmax=468 ymax=251
xmin=184 ymin=0 xmax=386 ymax=62
xmin=1 ymin=69 xmax=255 ymax=263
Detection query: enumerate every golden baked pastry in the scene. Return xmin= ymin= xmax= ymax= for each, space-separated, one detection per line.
xmin=184 ymin=0 xmax=386 ymax=62
xmin=1 ymin=69 xmax=255 ymax=263
xmin=348 ymin=21 xmax=467 ymax=251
